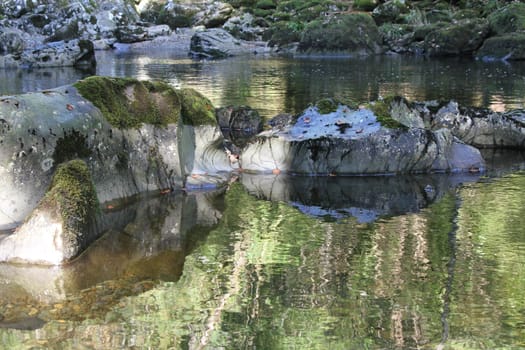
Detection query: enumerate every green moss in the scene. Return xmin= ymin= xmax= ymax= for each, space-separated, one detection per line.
xmin=42 ymin=159 xmax=99 ymax=239
xmin=179 ymin=88 xmax=217 ymax=126
xmin=255 ymin=0 xmax=276 ymax=10
xmin=353 ymin=0 xmax=377 ymax=11
xmin=367 ymin=97 xmax=408 ymax=130
xmin=299 ymin=13 xmax=380 ymax=53
xmin=74 ymin=76 xmax=181 ymax=129
xmin=487 ymin=2 xmax=525 ymax=35
xmin=312 ymin=97 xmax=359 ymax=114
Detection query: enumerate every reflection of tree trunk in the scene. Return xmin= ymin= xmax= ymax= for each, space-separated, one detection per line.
xmin=197 ymin=239 xmax=247 ymax=349
xmin=437 ymin=190 xmax=461 ymax=350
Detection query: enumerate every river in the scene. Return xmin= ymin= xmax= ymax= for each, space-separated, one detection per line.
xmin=1 ymin=53 xmax=525 ymax=349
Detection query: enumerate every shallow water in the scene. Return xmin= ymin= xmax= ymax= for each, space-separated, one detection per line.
xmin=1 ymin=54 xmax=525 ymax=348
xmin=1 ymin=155 xmax=525 ymax=348
xmin=2 ymin=53 xmax=525 ymax=118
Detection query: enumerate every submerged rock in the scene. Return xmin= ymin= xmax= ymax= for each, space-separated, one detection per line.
xmin=240 ymin=101 xmax=484 ymax=175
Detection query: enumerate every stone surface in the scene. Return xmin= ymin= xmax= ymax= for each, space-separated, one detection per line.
xmin=240 ymin=103 xmax=484 ymax=175
xmin=0 ymin=77 xmax=234 ymax=230
xmin=476 ymin=33 xmax=525 ymax=61
xmin=424 ymin=19 xmax=489 ymax=56
xmin=190 ymin=28 xmax=270 ymax=59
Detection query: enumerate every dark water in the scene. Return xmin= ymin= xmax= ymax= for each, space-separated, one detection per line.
xmin=2 ymin=52 xmax=525 ymax=118
xmin=1 ymin=55 xmax=525 ymax=348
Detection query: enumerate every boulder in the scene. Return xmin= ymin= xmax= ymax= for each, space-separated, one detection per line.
xmin=476 ymin=33 xmax=525 ymax=61
xmin=424 ymin=19 xmax=489 ymax=56
xmin=223 ymin=13 xmax=266 ymax=41
xmin=193 ymin=1 xmax=234 ymax=28
xmin=19 ymin=39 xmax=96 ymax=68
xmin=430 ymin=102 xmax=525 ymax=148
xmin=216 ymin=106 xmax=264 ymax=148
xmin=0 ymin=77 xmax=234 ymax=230
xmin=487 ymin=2 xmax=525 ymax=36
xmin=372 ymin=0 xmax=410 ymax=26
xmin=240 ymin=102 xmax=484 ymax=175
xmin=190 ymin=28 xmax=269 ymax=59
xmin=298 ymin=13 xmax=383 ymax=55
xmin=382 ymin=98 xmax=525 ymax=148
xmin=0 ymin=160 xmax=99 ymax=265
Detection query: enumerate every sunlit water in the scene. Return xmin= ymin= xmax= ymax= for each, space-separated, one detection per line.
xmin=1 ymin=53 xmax=525 ymax=348
xmin=2 ymin=51 xmax=525 ymax=118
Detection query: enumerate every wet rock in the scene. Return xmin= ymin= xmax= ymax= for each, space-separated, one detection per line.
xmin=20 ymin=39 xmax=96 ymax=68
xmin=476 ymin=33 xmax=525 ymax=61
xmin=193 ymin=1 xmax=234 ymax=28
xmin=424 ymin=19 xmax=489 ymax=56
xmin=0 ymin=77 xmax=233 ymax=231
xmin=190 ymin=28 xmax=269 ymax=59
xmin=0 ymin=160 xmax=99 ymax=265
xmin=240 ymin=102 xmax=484 ymax=175
xmin=298 ymin=13 xmax=382 ymax=56
xmin=383 ymin=98 xmax=525 ymax=148
xmin=223 ymin=13 xmax=266 ymax=41
xmin=216 ymin=106 xmax=263 ymax=147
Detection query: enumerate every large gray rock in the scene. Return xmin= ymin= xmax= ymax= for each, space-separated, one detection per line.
xmin=0 ymin=77 xmax=234 ymax=231
xmin=430 ymin=102 xmax=525 ymax=148
xmin=240 ymin=103 xmax=484 ymax=175
xmin=190 ymin=28 xmax=270 ymax=59
xmin=476 ymin=33 xmax=525 ymax=61
xmin=21 ymin=39 xmax=96 ymax=68
xmin=193 ymin=1 xmax=234 ymax=28
xmin=384 ymin=98 xmax=525 ymax=148
xmin=424 ymin=19 xmax=489 ymax=56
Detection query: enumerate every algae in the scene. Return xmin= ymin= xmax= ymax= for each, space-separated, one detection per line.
xmin=74 ymin=76 xmax=181 ymax=129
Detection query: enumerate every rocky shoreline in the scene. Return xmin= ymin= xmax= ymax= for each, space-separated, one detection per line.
xmin=2 ymin=0 xmax=525 ymax=67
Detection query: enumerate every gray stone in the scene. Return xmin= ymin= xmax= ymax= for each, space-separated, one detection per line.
xmin=19 ymin=39 xmax=96 ymax=68
xmin=190 ymin=28 xmax=270 ymax=59
xmin=240 ymin=104 xmax=484 ymax=175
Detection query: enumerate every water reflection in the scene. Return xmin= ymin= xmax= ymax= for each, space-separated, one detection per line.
xmin=0 ymin=168 xmax=525 ymax=348
xmin=240 ymin=173 xmax=481 ymax=222
xmin=3 ymin=53 xmax=525 ymax=119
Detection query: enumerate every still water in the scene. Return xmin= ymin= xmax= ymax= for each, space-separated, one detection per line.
xmin=1 ymin=53 xmax=525 ymax=349
xmin=2 ymin=51 xmax=525 ymax=117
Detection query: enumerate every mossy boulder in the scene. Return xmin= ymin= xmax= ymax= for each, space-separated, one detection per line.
xmin=74 ymin=76 xmax=182 ymax=129
xmin=372 ymin=0 xmax=410 ymax=26
xmin=179 ymin=88 xmax=216 ymax=126
xmin=298 ymin=13 xmax=382 ymax=55
xmin=424 ymin=18 xmax=489 ymax=56
xmin=476 ymin=32 xmax=525 ymax=61
xmin=487 ymin=2 xmax=525 ymax=35
xmin=0 ymin=159 xmax=99 ymax=265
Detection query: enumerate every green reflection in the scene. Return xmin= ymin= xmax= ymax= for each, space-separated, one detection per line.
xmin=1 ymin=174 xmax=525 ymax=349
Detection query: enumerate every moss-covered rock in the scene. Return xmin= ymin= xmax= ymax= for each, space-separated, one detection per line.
xmin=298 ymin=13 xmax=382 ymax=55
xmin=372 ymin=0 xmax=409 ymax=25
xmin=41 ymin=159 xmax=99 ymax=246
xmin=476 ymin=32 xmax=525 ymax=61
xmin=179 ymin=88 xmax=217 ymax=126
xmin=487 ymin=2 xmax=525 ymax=35
xmin=366 ymin=97 xmax=409 ymax=130
xmin=74 ymin=76 xmax=181 ymax=129
xmin=424 ymin=18 xmax=489 ymax=56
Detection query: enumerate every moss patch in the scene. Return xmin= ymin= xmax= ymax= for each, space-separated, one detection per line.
xmin=179 ymin=88 xmax=217 ymax=126
xmin=74 ymin=76 xmax=181 ymax=129
xmin=41 ymin=159 xmax=99 ymax=243
xmin=313 ymin=97 xmax=358 ymax=114
xmin=366 ymin=97 xmax=408 ymax=130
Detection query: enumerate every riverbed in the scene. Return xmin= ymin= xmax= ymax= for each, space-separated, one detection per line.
xmin=1 ymin=53 xmax=525 ymax=349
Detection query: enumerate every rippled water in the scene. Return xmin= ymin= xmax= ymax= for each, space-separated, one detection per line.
xmin=2 ymin=52 xmax=525 ymax=118
xmin=2 ymin=54 xmax=525 ymax=348
xmin=1 ymin=160 xmax=525 ymax=348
